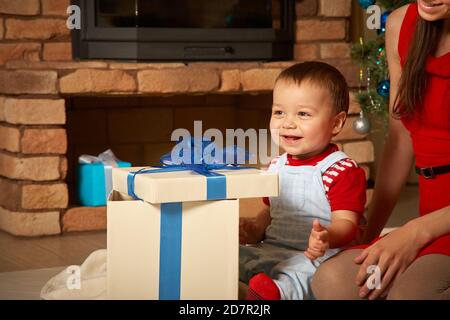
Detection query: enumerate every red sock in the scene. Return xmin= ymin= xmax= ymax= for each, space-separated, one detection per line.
xmin=246 ymin=273 xmax=281 ymax=300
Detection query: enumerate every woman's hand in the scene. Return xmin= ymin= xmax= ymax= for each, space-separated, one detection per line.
xmin=239 ymin=217 xmax=265 ymax=245
xmin=353 ymin=221 xmax=427 ymax=299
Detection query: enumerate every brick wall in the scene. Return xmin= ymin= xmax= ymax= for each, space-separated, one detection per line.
xmin=0 ymin=0 xmax=71 ymax=65
xmin=0 ymin=0 xmax=375 ymax=236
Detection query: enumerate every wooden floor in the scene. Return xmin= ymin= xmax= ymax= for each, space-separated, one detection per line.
xmin=0 ymin=185 xmax=419 ymax=273
xmin=0 ymin=186 xmax=419 ymax=300
xmin=0 ymin=231 xmax=106 ymax=273
xmin=0 ymin=267 xmax=66 ymax=300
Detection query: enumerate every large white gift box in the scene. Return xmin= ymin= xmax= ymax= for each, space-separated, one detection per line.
xmin=107 ymin=166 xmax=278 ymax=300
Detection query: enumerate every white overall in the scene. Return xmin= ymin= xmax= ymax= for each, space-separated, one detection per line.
xmin=239 ymin=151 xmax=350 ymax=300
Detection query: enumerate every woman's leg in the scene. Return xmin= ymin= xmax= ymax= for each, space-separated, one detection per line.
xmin=387 ymin=254 xmax=450 ymax=300
xmin=312 ymin=249 xmax=364 ymax=300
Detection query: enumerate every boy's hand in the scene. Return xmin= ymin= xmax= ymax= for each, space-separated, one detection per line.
xmin=239 ymin=217 xmax=265 ymax=245
xmin=305 ymin=219 xmax=330 ymax=261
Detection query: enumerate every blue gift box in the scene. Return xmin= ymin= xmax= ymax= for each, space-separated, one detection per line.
xmin=77 ymin=160 xmax=131 ymax=206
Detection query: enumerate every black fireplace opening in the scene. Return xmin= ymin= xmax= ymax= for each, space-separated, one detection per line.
xmin=72 ymin=0 xmax=294 ymax=61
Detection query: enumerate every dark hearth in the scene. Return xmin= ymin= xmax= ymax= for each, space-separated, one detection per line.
xmin=72 ymin=0 xmax=294 ymax=61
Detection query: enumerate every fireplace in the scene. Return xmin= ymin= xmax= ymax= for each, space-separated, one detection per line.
xmin=0 ymin=0 xmax=374 ymax=237
xmin=72 ymin=0 xmax=295 ymax=61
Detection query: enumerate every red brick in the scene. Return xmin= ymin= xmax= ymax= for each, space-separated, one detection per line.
xmin=60 ymin=156 xmax=68 ymax=180
xmin=43 ymin=42 xmax=72 ymax=61
xmin=296 ymin=19 xmax=347 ymax=41
xmin=0 ymin=43 xmax=41 ymax=65
xmin=0 ymin=96 xmax=5 ymax=121
xmin=0 ymin=207 xmax=61 ymax=236
xmin=329 ymin=59 xmax=361 ymax=88
xmin=0 ymin=153 xmax=61 ymax=181
xmin=42 ymin=0 xmax=71 ymax=16
xmin=0 ymin=0 xmax=40 ymax=15
xmin=320 ymin=42 xmax=351 ymax=59
xmin=219 ymin=69 xmax=241 ymax=92
xmin=60 ymin=69 xmax=137 ymax=93
xmin=3 ymin=98 xmax=65 ymax=125
xmin=0 ymin=18 xmax=4 ymax=39
xmin=138 ymin=68 xmax=220 ymax=93
xmin=21 ymin=128 xmax=67 ymax=154
xmin=0 ymin=177 xmax=21 ymax=210
xmin=0 ymin=70 xmax=57 ymax=94
xmin=5 ymin=18 xmax=69 ymax=40
xmin=6 ymin=60 xmax=107 ymax=70
xmin=296 ymin=0 xmax=318 ymax=17
xmin=319 ymin=0 xmax=352 ymax=17
xmin=262 ymin=61 xmax=296 ymax=68
xmin=22 ymin=183 xmax=68 ymax=209
xmin=294 ymin=43 xmax=319 ymax=61
xmin=62 ymin=207 xmax=106 ymax=232
xmin=189 ymin=62 xmax=260 ymax=70
xmin=109 ymin=62 xmax=185 ymax=70
xmin=0 ymin=124 xmax=20 ymax=152
xmin=241 ymin=68 xmax=283 ymax=91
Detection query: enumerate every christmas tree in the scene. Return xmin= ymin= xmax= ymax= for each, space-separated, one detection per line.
xmin=351 ymin=0 xmax=412 ymax=133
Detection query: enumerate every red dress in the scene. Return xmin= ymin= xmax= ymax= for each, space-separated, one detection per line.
xmin=358 ymin=3 xmax=450 ymax=257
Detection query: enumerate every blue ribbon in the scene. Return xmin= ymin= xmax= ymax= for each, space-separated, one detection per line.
xmin=126 ymin=164 xmax=235 ymax=202
xmin=126 ymin=138 xmax=253 ymax=202
xmin=125 ymin=139 xmax=253 ymax=299
xmin=159 ymin=202 xmax=182 ymax=300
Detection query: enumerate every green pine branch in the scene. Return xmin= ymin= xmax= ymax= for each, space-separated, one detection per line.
xmin=350 ymin=0 xmax=413 ymax=124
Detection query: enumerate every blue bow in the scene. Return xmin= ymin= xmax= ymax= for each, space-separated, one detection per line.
xmin=127 ymin=138 xmax=253 ymax=201
xmin=160 ymin=137 xmax=252 ymax=169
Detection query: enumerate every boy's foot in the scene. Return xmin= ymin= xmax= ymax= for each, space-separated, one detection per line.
xmin=246 ymin=273 xmax=281 ymax=300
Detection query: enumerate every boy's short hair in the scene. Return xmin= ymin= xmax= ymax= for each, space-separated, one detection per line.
xmin=275 ymin=61 xmax=349 ymax=114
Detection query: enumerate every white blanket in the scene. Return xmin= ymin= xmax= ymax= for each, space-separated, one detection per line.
xmin=40 ymin=249 xmax=107 ymax=300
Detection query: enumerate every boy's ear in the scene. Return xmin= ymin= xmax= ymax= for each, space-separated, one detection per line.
xmin=332 ymin=111 xmax=347 ymax=136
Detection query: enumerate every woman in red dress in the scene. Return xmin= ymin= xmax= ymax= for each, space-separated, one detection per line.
xmin=311 ymin=1 xmax=450 ymax=299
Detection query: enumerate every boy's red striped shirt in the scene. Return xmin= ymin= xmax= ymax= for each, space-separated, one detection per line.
xmin=262 ymin=144 xmax=367 ymax=215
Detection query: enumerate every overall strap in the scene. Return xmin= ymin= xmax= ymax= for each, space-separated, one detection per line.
xmin=315 ymin=151 xmax=350 ymax=174
xmin=273 ymin=153 xmax=288 ymax=170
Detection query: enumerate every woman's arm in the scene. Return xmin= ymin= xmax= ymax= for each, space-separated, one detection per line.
xmin=362 ymin=4 xmax=414 ymax=243
xmin=407 ymin=205 xmax=450 ymax=246
xmin=355 ymin=205 xmax=450 ymax=300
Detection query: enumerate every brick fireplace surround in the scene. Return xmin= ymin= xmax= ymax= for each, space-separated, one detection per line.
xmin=0 ymin=0 xmax=374 ymax=236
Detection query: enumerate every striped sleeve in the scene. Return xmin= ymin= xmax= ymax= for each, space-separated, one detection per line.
xmin=323 ymin=159 xmax=367 ymax=215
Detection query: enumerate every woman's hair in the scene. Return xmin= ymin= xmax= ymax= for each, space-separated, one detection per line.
xmin=275 ymin=61 xmax=349 ymax=115
xmin=393 ymin=17 xmax=443 ymax=118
